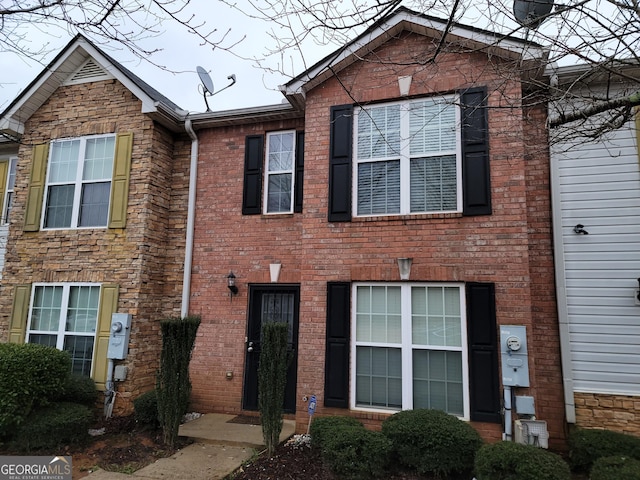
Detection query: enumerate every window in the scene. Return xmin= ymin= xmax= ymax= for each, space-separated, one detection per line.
xmin=264 ymin=131 xmax=296 ymax=214
xmin=352 ymin=283 xmax=468 ymax=417
xmin=2 ymin=157 xmax=17 ymax=225
xmin=26 ymin=283 xmax=101 ymax=376
xmin=354 ymin=97 xmax=460 ymax=216
xmin=43 ymin=134 xmax=115 ymax=229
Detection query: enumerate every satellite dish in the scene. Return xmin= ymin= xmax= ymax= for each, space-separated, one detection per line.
xmin=513 ymin=0 xmax=554 ymax=29
xmin=195 ymin=66 xmax=237 ymax=112
xmin=197 ymin=66 xmax=214 ymax=95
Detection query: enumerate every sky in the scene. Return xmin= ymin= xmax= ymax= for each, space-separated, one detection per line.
xmin=0 ymin=2 xmax=328 ymax=114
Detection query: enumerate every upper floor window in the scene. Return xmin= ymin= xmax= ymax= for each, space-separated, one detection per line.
xmin=2 ymin=156 xmax=17 ymax=225
xmin=265 ymin=131 xmax=296 ymax=214
xmin=44 ymin=134 xmax=115 ymax=229
xmin=27 ymin=283 xmax=101 ymax=376
xmin=354 ymin=97 xmax=460 ymax=217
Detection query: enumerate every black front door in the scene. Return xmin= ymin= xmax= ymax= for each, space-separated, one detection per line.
xmin=242 ymin=285 xmax=299 ymax=413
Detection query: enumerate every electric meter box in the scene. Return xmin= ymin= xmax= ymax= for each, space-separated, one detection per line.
xmin=107 ymin=313 xmax=132 ymax=360
xmin=500 ymin=325 xmax=530 ymax=387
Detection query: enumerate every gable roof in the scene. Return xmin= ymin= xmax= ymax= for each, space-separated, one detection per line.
xmin=0 ymin=34 xmax=185 ymax=138
xmin=280 ymin=6 xmax=549 ymax=109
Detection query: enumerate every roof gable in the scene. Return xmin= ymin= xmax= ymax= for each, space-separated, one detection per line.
xmin=281 ymin=6 xmax=548 ymax=108
xmin=0 ymin=35 xmax=184 ymax=138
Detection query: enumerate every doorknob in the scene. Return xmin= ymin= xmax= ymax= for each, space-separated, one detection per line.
xmin=247 ymin=341 xmax=254 ymax=353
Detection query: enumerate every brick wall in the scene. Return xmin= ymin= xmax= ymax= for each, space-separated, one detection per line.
xmin=0 ymin=79 xmax=190 ymax=413
xmin=187 ymin=31 xmax=565 ymax=446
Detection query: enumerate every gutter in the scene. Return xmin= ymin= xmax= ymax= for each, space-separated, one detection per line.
xmin=181 ymin=117 xmax=198 ymax=317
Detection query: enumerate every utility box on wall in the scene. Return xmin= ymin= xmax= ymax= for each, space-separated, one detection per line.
xmin=107 ymin=313 xmax=132 ymax=360
xmin=500 ymin=325 xmax=530 ymax=387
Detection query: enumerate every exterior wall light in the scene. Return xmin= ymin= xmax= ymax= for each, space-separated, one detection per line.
xmin=397 ymin=258 xmax=413 ymax=280
xmin=227 ymin=272 xmax=238 ymax=296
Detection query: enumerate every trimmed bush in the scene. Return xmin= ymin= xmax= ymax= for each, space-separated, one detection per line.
xmin=381 ymin=408 xmax=483 ymax=477
xmin=58 ymin=374 xmax=98 ymax=407
xmin=134 ymin=389 xmax=160 ymax=429
xmin=590 ymin=455 xmax=640 ymax=480
xmin=310 ymin=415 xmax=365 ymax=450
xmin=0 ymin=343 xmax=71 ymax=434
xmin=11 ymin=402 xmax=93 ymax=452
xmin=157 ymin=315 xmax=201 ymax=447
xmin=568 ymin=428 xmax=640 ymax=472
xmin=474 ymin=441 xmax=571 ymax=480
xmin=322 ymin=426 xmax=391 ymax=479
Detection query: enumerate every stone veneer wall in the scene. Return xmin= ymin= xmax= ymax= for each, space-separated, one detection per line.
xmin=574 ymin=392 xmax=640 ymax=436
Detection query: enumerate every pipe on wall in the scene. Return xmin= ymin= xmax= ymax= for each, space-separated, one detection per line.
xmin=181 ymin=117 xmax=198 ymax=318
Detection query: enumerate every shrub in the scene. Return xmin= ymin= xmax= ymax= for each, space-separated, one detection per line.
xmin=11 ymin=402 xmax=93 ymax=452
xmin=134 ymin=389 xmax=160 ymax=429
xmin=58 ymin=374 xmax=98 ymax=407
xmin=0 ymin=343 xmax=71 ymax=434
xmin=568 ymin=428 xmax=640 ymax=472
xmin=310 ymin=415 xmax=364 ymax=450
xmin=381 ymin=408 xmax=483 ymax=477
xmin=157 ymin=315 xmax=201 ymax=447
xmin=258 ymin=322 xmax=290 ymax=456
xmin=474 ymin=441 xmax=571 ymax=480
xmin=322 ymin=426 xmax=391 ymax=479
xmin=590 ymin=455 xmax=640 ymax=480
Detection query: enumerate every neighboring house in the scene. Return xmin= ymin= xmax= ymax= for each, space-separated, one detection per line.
xmin=550 ymin=63 xmax=640 ymax=436
xmin=0 ymin=35 xmax=191 ymax=412
xmin=0 ymin=7 xmax=573 ymax=447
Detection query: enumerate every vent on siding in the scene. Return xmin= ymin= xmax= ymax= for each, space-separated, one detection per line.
xmin=65 ymin=58 xmax=113 ymax=85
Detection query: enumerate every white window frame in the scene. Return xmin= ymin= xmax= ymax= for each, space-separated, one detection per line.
xmin=350 ymin=282 xmax=470 ymax=420
xmin=263 ymin=130 xmax=296 ymax=214
xmin=352 ymin=96 xmax=462 ymax=217
xmin=42 ymin=133 xmax=116 ymax=230
xmin=1 ymin=156 xmax=18 ymax=225
xmin=26 ymin=283 xmax=101 ymax=377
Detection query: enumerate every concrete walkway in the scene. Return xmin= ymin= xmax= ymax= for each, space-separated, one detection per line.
xmin=82 ymin=414 xmax=296 ymax=480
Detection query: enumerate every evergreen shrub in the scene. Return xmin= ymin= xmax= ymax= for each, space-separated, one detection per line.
xmin=381 ymin=408 xmax=483 ymax=477
xmin=309 ymin=415 xmax=364 ymax=450
xmin=11 ymin=402 xmax=93 ymax=452
xmin=322 ymin=426 xmax=391 ymax=479
xmin=0 ymin=343 xmax=71 ymax=434
xmin=133 ymin=389 xmax=159 ymax=429
xmin=474 ymin=441 xmax=571 ymax=480
xmin=590 ymin=455 xmax=640 ymax=480
xmin=568 ymin=428 xmax=640 ymax=472
xmin=58 ymin=374 xmax=98 ymax=407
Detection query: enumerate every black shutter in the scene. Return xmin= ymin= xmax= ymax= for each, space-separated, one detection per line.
xmin=466 ymin=282 xmax=501 ymax=423
xmin=242 ymin=135 xmax=264 ymax=215
xmin=325 ymin=282 xmax=351 ymax=408
xmin=461 ymin=88 xmax=491 ymax=216
xmin=328 ymin=105 xmax=353 ymax=222
xmin=294 ymin=131 xmax=304 ymax=213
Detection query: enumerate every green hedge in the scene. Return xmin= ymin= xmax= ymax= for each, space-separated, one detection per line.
xmin=590 ymin=455 xmax=640 ymax=480
xmin=0 ymin=343 xmax=71 ymax=433
xmin=381 ymin=408 xmax=483 ymax=477
xmin=321 ymin=426 xmax=391 ymax=479
xmin=474 ymin=441 xmax=571 ymax=480
xmin=57 ymin=373 xmax=98 ymax=407
xmin=11 ymin=402 xmax=93 ymax=452
xmin=569 ymin=428 xmax=640 ymax=472
xmin=134 ymin=389 xmax=160 ymax=429
xmin=310 ymin=415 xmax=364 ymax=450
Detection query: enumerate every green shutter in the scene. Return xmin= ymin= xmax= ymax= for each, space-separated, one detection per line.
xmin=9 ymin=284 xmax=31 ymax=343
xmin=93 ymin=284 xmax=120 ymax=390
xmin=24 ymin=144 xmax=49 ymax=232
xmin=0 ymin=160 xmax=9 ymax=221
xmin=108 ymin=133 xmax=133 ymax=229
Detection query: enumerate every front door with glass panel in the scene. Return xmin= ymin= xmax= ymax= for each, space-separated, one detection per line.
xmin=242 ymin=285 xmax=299 ymax=413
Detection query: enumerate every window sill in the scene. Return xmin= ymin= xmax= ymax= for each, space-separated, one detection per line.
xmin=352 ymin=212 xmax=463 ymax=223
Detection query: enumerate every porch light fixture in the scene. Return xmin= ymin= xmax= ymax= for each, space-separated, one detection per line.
xmin=397 ymin=258 xmax=413 ymax=280
xmin=227 ymin=272 xmax=238 ymax=296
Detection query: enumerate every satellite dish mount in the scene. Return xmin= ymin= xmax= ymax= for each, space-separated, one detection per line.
xmin=196 ymin=66 xmax=237 ymax=112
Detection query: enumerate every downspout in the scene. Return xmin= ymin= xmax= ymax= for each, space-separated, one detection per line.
xmin=182 ymin=117 xmax=198 ymax=318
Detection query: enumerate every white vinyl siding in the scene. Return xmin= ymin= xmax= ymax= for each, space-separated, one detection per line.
xmin=552 ymin=110 xmax=640 ymax=396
